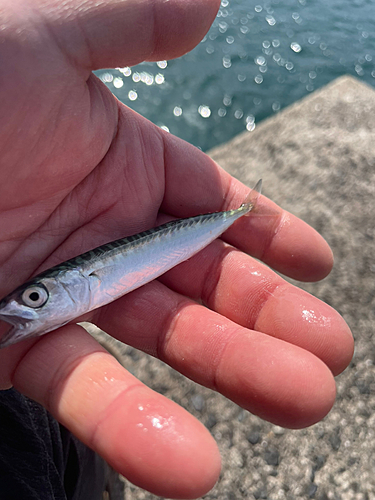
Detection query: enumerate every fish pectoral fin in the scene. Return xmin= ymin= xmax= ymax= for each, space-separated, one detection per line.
xmin=89 ymin=271 xmax=100 ymax=279
xmin=88 ymin=265 xmax=118 ymax=281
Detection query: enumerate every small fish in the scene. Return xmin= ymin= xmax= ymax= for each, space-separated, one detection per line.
xmin=0 ymin=180 xmax=262 ymax=348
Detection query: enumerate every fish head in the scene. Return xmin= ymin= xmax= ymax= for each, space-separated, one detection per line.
xmin=0 ymin=275 xmax=81 ymax=348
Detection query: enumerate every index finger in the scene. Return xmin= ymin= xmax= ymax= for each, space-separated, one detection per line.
xmin=160 ymin=132 xmax=333 ymax=282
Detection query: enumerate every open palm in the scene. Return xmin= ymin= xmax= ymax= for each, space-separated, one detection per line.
xmin=0 ymin=0 xmax=353 ymax=497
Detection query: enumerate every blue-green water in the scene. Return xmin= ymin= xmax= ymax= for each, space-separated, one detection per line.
xmin=96 ymin=0 xmax=375 ymax=152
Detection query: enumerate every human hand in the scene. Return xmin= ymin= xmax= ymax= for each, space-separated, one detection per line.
xmin=0 ymin=0 xmax=353 ymax=498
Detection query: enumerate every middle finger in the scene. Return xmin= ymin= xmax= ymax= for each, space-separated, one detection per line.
xmin=158 ymin=239 xmax=353 ymax=376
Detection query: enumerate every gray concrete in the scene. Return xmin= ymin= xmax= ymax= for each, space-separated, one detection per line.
xmin=94 ymin=75 xmax=375 ymax=499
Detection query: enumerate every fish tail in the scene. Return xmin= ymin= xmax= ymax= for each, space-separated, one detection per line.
xmin=240 ymin=179 xmax=262 ymax=213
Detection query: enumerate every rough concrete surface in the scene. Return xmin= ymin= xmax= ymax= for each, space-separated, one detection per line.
xmin=94 ymin=75 xmax=375 ymax=500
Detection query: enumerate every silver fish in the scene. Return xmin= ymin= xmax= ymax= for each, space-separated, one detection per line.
xmin=0 ymin=180 xmax=262 ymax=348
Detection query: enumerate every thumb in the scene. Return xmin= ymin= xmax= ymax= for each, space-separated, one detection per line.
xmin=43 ymin=0 xmax=221 ymax=70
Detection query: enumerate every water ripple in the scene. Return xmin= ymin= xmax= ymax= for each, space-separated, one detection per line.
xmin=96 ymin=0 xmax=375 ymax=151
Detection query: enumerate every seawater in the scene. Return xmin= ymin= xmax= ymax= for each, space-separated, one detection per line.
xmin=96 ymin=0 xmax=375 ymax=152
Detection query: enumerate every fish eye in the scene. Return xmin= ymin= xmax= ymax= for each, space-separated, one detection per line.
xmin=22 ymin=285 xmax=49 ymax=308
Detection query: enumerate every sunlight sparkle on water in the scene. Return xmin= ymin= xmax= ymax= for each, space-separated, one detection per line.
xmin=100 ymin=73 xmax=113 ymax=83
xmin=292 ymin=12 xmax=302 ymax=24
xmin=95 ymin=0 xmax=375 ymax=152
xmin=290 ymin=42 xmax=302 ymax=53
xmin=173 ymin=106 xmax=182 ymax=117
xmin=246 ymin=115 xmax=256 ymax=131
xmin=223 ymin=56 xmax=232 ymax=68
xmin=223 ymin=95 xmax=232 ymax=106
xmin=116 ymin=67 xmax=131 ymax=77
xmin=113 ymin=77 xmax=123 ymax=89
xmin=132 ymin=72 xmax=141 ymax=83
xmin=246 ymin=121 xmax=256 ymax=132
xmin=155 ymin=74 xmax=165 ymax=84
xmin=255 ymin=55 xmax=267 ymax=66
xmin=219 ymin=22 xmax=228 ymax=33
xmin=198 ymin=105 xmax=211 ymax=118
xmin=142 ymin=72 xmax=154 ymax=85
xmin=266 ymin=15 xmax=276 ymax=26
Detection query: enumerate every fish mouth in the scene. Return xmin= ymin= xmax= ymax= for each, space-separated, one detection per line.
xmin=0 ymin=315 xmax=30 ymax=348
xmin=0 ymin=327 xmax=23 ymax=348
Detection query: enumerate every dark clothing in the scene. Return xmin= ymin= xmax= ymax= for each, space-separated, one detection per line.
xmin=0 ymin=389 xmax=106 ymax=500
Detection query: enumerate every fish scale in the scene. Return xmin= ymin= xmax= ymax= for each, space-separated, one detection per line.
xmin=0 ymin=180 xmax=261 ymax=348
